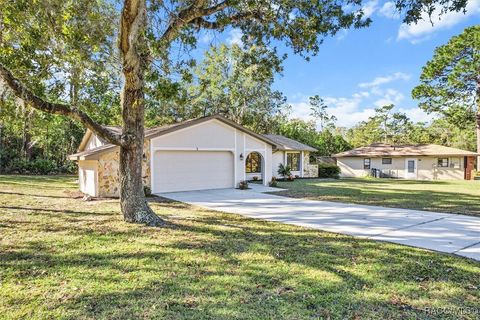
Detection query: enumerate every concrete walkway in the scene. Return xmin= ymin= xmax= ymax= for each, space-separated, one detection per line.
xmin=159 ymin=188 xmax=480 ymax=261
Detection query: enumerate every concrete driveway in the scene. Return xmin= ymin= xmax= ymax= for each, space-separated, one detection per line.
xmin=159 ymin=187 xmax=480 ymax=261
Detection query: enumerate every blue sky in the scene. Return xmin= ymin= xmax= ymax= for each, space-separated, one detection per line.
xmin=195 ymin=1 xmax=479 ymax=128
xmin=271 ymin=0 xmax=480 ymax=127
xmin=275 ymin=0 xmax=480 ymax=127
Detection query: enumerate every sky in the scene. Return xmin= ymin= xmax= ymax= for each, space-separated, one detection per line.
xmin=271 ymin=0 xmax=480 ymax=128
xmin=198 ymin=0 xmax=480 ymax=129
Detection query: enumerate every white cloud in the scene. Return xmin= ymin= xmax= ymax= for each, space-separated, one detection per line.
xmin=359 ymin=72 xmax=411 ymax=88
xmin=397 ymin=0 xmax=480 ymax=43
xmin=199 ymin=32 xmax=214 ymax=44
xmin=400 ymin=107 xmax=435 ymax=123
xmin=288 ymin=72 xmax=426 ymax=128
xmin=372 ymin=88 xmax=404 ymax=107
xmin=336 ymin=29 xmax=349 ymax=41
xmin=362 ymin=0 xmax=379 ymax=18
xmin=227 ymin=29 xmax=243 ymax=46
xmin=378 ymin=1 xmax=400 ymax=19
xmin=289 ymin=94 xmax=370 ymax=128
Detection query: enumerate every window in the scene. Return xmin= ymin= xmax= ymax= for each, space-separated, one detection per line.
xmin=382 ymin=158 xmax=392 ymax=165
xmin=407 ymin=160 xmax=415 ymax=173
xmin=287 ymin=153 xmax=300 ymax=171
xmin=450 ymin=157 xmax=461 ymax=168
xmin=437 ymin=158 xmax=449 ymax=168
xmin=246 ymin=152 xmax=262 ymax=173
xmin=363 ymin=158 xmax=371 ymax=169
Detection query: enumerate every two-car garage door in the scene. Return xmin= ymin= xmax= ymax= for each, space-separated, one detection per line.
xmin=153 ymin=150 xmax=234 ymax=193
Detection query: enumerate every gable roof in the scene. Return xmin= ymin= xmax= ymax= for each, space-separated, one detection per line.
xmin=70 ymin=115 xmax=279 ymax=160
xmin=263 ymin=134 xmax=317 ymax=152
xmin=333 ymin=143 xmax=479 ymax=157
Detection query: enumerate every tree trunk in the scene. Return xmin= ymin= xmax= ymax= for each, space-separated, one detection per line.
xmin=476 ymin=111 xmax=480 ymax=171
xmin=476 ymin=76 xmax=480 ymax=170
xmin=118 ymin=0 xmax=164 ymax=226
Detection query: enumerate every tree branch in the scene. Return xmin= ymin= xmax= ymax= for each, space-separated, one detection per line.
xmin=160 ymin=0 xmax=229 ymax=42
xmin=0 ymin=62 xmax=122 ymax=146
xmin=190 ymin=11 xmax=261 ymax=30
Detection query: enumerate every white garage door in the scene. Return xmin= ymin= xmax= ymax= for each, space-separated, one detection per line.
xmin=154 ymin=150 xmax=234 ymax=193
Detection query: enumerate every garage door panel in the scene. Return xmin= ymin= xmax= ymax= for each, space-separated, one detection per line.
xmin=154 ymin=151 xmax=234 ymax=193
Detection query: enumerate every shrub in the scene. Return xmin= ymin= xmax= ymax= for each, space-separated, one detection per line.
xmin=4 ymin=158 xmax=59 ymax=175
xmin=59 ymin=160 xmax=78 ymax=174
xmin=269 ymin=177 xmax=278 ymax=187
xmin=277 ymin=164 xmax=291 ymax=179
xmin=238 ymin=180 xmax=249 ymax=190
xmin=31 ymin=159 xmax=57 ymax=174
xmin=287 ymin=175 xmax=295 ymax=181
xmin=252 ymin=176 xmax=259 ymax=181
xmin=143 ymin=185 xmax=152 ymax=197
xmin=318 ymin=163 xmax=341 ymax=179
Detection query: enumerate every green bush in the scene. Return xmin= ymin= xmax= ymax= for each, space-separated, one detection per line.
xmin=268 ymin=177 xmax=278 ymax=187
xmin=277 ymin=164 xmax=291 ymax=179
xmin=238 ymin=180 xmax=249 ymax=190
xmin=31 ymin=159 xmax=57 ymax=174
xmin=143 ymin=185 xmax=152 ymax=197
xmin=5 ymin=158 xmax=58 ymax=175
xmin=318 ymin=163 xmax=341 ymax=179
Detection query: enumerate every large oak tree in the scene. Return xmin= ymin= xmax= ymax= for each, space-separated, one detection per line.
xmin=0 ymin=0 xmax=472 ymax=225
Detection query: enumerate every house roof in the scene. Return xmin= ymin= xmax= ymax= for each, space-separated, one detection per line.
xmin=263 ymin=134 xmax=317 ymax=152
xmin=69 ymin=115 xmax=279 ymax=160
xmin=333 ymin=143 xmax=479 ymax=157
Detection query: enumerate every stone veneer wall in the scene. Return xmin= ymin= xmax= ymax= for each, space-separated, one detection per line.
xmin=302 ymin=152 xmax=319 ymax=178
xmin=97 ymin=140 xmax=151 ymax=198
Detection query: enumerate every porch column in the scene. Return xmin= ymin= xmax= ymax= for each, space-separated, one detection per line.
xmin=300 ymin=151 xmax=304 ymax=177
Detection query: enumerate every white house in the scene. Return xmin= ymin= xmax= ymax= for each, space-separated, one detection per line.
xmin=69 ymin=115 xmax=318 ymax=197
xmin=334 ymin=143 xmax=478 ymax=180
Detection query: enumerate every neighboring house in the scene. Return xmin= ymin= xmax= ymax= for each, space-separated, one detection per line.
xmin=69 ymin=115 xmax=318 ymax=197
xmin=333 ymin=143 xmax=478 ymax=180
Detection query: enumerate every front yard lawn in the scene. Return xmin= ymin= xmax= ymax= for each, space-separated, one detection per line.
xmin=276 ymin=178 xmax=480 ymax=216
xmin=0 ymin=175 xmax=479 ymax=319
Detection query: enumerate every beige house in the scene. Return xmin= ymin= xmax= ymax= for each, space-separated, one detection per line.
xmin=69 ymin=115 xmax=318 ymax=197
xmin=334 ymin=143 xmax=478 ymax=180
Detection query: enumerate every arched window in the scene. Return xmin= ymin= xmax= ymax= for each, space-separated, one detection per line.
xmin=246 ymin=152 xmax=262 ymax=173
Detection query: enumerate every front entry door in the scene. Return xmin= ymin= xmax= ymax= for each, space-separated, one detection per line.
xmin=405 ymin=158 xmax=417 ymax=179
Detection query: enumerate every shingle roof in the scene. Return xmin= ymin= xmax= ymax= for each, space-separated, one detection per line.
xmin=263 ymin=134 xmax=317 ymax=152
xmin=69 ymin=115 xmax=279 ymax=160
xmin=333 ymin=143 xmax=479 ymax=157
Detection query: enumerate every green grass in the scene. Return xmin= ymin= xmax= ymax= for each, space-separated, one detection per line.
xmin=276 ymin=178 xmax=480 ymax=216
xmin=0 ymin=175 xmax=479 ymax=319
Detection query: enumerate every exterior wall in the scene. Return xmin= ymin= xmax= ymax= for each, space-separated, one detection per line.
xmin=417 ymin=156 xmax=464 ymax=180
xmin=271 ymin=150 xmax=317 ymax=178
xmin=303 ymin=152 xmax=319 ymax=178
xmin=272 ymin=151 xmax=285 ymax=178
xmin=337 ymin=156 xmax=465 ymax=180
xmin=85 ymin=134 xmax=104 ymax=150
xmin=150 ymin=119 xmax=272 ymax=192
xmin=96 ymin=140 xmax=151 ymax=197
xmin=337 ymin=157 xmax=369 ymax=178
xmin=78 ymin=160 xmax=98 ymax=197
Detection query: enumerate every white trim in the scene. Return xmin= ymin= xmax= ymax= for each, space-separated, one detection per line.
xmin=301 ymin=151 xmax=304 ymax=178
xmin=152 ymin=147 xmax=235 ymax=152
xmin=243 ymin=135 xmax=246 ymax=181
xmin=150 ymin=141 xmax=155 ymax=193
xmin=234 ymin=129 xmax=237 ymax=187
xmin=245 ymin=148 xmax=265 ymax=152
